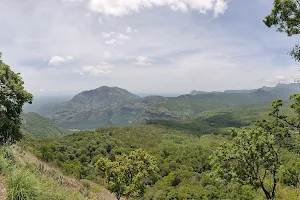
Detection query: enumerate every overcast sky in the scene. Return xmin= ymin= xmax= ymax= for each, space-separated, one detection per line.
xmin=1 ymin=0 xmax=299 ymax=96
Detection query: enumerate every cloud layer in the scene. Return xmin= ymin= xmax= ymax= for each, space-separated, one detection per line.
xmin=0 ymin=0 xmax=298 ymax=96
xmin=88 ymin=0 xmax=228 ymax=17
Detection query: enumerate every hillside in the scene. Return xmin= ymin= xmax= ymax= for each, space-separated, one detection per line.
xmin=21 ymin=121 xmax=300 ymax=199
xmin=0 ymin=145 xmax=119 ymax=200
xmin=21 ymin=112 xmax=71 ymax=138
xmin=36 ymin=85 xmax=287 ymax=130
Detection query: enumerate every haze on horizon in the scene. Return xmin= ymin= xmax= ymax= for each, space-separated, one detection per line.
xmin=1 ymin=0 xmax=299 ymax=96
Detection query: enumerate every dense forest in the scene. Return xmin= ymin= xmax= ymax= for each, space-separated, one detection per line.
xmin=2 ymin=0 xmax=300 ymax=199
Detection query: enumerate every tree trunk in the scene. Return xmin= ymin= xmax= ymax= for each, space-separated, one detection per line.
xmin=261 ymin=184 xmax=272 ymax=199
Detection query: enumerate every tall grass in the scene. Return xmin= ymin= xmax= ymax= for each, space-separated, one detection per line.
xmin=7 ymin=169 xmax=40 ymax=200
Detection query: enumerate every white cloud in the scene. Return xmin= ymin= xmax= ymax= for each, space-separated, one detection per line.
xmin=105 ymin=38 xmax=117 ymax=44
xmin=116 ymin=33 xmax=130 ymax=40
xmin=48 ymin=56 xmax=73 ymax=66
xmin=214 ymin=0 xmax=228 ymax=17
xmin=266 ymin=75 xmax=291 ymax=85
xmin=75 ymin=62 xmax=113 ymax=76
xmin=98 ymin=17 xmax=103 ymax=25
xmin=105 ymin=38 xmax=125 ymax=45
xmin=62 ymin=0 xmax=84 ymax=2
xmin=126 ymin=26 xmax=138 ymax=33
xmin=133 ymin=56 xmax=152 ymax=66
xmin=170 ymin=2 xmax=188 ymax=12
xmin=126 ymin=27 xmax=133 ymax=33
xmin=104 ymin=51 xmax=111 ymax=58
xmin=102 ymin=32 xmax=115 ymax=38
xmin=88 ymin=0 xmax=229 ymax=17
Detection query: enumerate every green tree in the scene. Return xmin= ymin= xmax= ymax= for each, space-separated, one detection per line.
xmin=264 ymin=0 xmax=300 ymax=61
xmin=0 ymin=53 xmax=33 ymax=143
xmin=211 ymin=128 xmax=280 ymax=199
xmin=96 ymin=149 xmax=158 ymax=200
xmin=267 ymin=94 xmax=300 ymax=133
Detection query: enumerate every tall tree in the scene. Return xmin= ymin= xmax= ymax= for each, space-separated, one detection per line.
xmin=96 ymin=149 xmax=158 ymax=200
xmin=0 ymin=53 xmax=33 ymax=143
xmin=211 ymin=127 xmax=280 ymax=199
xmin=264 ymin=0 xmax=300 ymax=61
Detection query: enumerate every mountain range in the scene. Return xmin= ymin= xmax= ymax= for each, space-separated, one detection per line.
xmin=190 ymin=83 xmax=300 ymax=97
xmin=31 ymin=83 xmax=300 ymax=130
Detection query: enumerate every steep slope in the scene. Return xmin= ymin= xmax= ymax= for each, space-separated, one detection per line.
xmin=21 ymin=112 xmax=71 ymax=138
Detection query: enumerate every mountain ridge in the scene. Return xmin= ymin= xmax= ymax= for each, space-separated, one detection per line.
xmin=34 ymin=84 xmax=298 ymax=130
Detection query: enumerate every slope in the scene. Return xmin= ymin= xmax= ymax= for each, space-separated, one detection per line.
xmin=21 ymin=112 xmax=71 ymax=138
xmin=0 ymin=145 xmax=119 ymax=200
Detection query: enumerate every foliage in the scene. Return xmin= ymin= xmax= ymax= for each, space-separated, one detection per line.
xmin=280 ymin=159 xmax=300 ymax=186
xmin=264 ymin=0 xmax=300 ymax=61
xmin=211 ymin=127 xmax=280 ymax=199
xmin=20 ymin=94 xmax=300 ymax=199
xmin=96 ymin=149 xmax=158 ymax=200
xmin=148 ymin=104 xmax=273 ymax=135
xmin=0 ymin=53 xmax=33 ymax=143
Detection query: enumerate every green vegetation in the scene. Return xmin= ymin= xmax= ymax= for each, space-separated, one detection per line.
xmin=96 ymin=149 xmax=158 ymax=200
xmin=38 ymin=83 xmax=300 ymax=130
xmin=18 ymin=94 xmax=300 ymax=199
xmin=148 ymin=104 xmax=273 ymax=134
xmin=7 ymin=169 xmax=40 ymax=200
xmin=21 ymin=112 xmax=71 ymax=138
xmin=0 ymin=53 xmax=33 ymax=143
xmin=0 ymin=145 xmax=85 ymax=200
xmin=212 ymin=127 xmax=280 ymax=199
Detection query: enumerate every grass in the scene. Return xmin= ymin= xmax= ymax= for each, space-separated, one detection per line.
xmin=0 ymin=145 xmax=86 ymax=200
xmin=7 ymin=169 xmax=40 ymax=200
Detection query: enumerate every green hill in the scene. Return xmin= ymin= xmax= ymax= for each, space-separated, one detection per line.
xmin=21 ymin=112 xmax=71 ymax=138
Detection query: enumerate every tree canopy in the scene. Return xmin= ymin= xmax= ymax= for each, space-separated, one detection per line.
xmin=264 ymin=0 xmax=300 ymax=61
xmin=0 ymin=53 xmax=33 ymax=143
xmin=211 ymin=127 xmax=280 ymax=199
xmin=96 ymin=149 xmax=158 ymax=200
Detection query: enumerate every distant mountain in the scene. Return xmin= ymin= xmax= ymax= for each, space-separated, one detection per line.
xmin=21 ymin=112 xmax=71 ymax=138
xmin=224 ymin=89 xmax=255 ymax=94
xmin=190 ymin=83 xmax=300 ymax=98
xmin=190 ymin=90 xmax=210 ymax=95
xmin=38 ymin=86 xmax=144 ymax=129
xmin=68 ymin=86 xmax=140 ymax=109
xmin=35 ymin=84 xmax=300 ymax=130
xmin=251 ymin=88 xmax=273 ymax=97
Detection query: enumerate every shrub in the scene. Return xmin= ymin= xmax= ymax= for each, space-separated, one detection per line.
xmin=7 ymin=169 xmax=40 ymax=200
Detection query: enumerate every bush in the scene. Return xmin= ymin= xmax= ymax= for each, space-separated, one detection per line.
xmin=7 ymin=169 xmax=40 ymax=200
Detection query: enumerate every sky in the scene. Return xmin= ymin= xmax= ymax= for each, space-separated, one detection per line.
xmin=1 ymin=0 xmax=300 ymax=96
